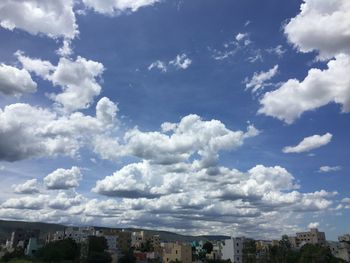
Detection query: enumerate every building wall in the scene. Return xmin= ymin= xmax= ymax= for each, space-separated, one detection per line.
xmin=221 ymin=237 xmax=245 ymax=263
xmin=162 ymin=242 xmax=192 ymax=263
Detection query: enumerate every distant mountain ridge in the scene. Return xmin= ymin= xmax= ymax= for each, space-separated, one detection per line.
xmin=0 ymin=219 xmax=229 ymax=243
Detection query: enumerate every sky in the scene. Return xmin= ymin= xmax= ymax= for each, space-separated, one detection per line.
xmin=0 ymin=0 xmax=349 ymax=240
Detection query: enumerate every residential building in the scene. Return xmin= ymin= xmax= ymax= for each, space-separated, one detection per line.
xmin=116 ymin=231 xmax=132 ymax=253
xmin=161 ymin=242 xmax=192 ymax=263
xmin=221 ymin=237 xmax=245 ymax=263
xmin=8 ymin=229 xmax=40 ymax=249
xmin=289 ymin=228 xmax=326 ymax=248
xmin=25 ymin=237 xmax=42 ymax=257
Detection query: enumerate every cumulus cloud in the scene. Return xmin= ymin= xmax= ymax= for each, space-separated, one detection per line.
xmin=12 ymin=179 xmax=39 ymax=194
xmin=113 ymin=114 xmax=260 ymax=166
xmin=284 ymin=0 xmax=350 ymax=60
xmin=245 ymin=65 xmax=279 ymax=93
xmin=0 ymin=0 xmax=78 ymax=39
xmin=2 ymin=195 xmax=47 ymax=210
xmin=0 ymin=97 xmax=118 ymax=161
xmin=282 ymin=133 xmax=332 ymax=153
xmin=318 ymin=166 xmax=342 ymax=173
xmin=0 ymin=64 xmax=37 ymax=97
xmin=56 ymin=39 xmax=73 ymax=57
xmin=259 ymin=54 xmax=350 ymax=123
xmin=17 ymin=52 xmax=105 ymax=112
xmin=82 ymin=0 xmax=161 ymax=15
xmin=308 ymin=222 xmax=320 ymax=229
xmin=44 ymin=167 xmax=82 ymax=190
xmin=48 ymin=191 xmax=85 ymax=210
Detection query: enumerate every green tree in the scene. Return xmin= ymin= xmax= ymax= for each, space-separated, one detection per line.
xmin=37 ymin=238 xmax=80 ymax=262
xmin=202 ymin=241 xmax=214 ymax=254
xmin=86 ymin=236 xmax=111 ymax=263
xmin=243 ymin=240 xmax=257 ymax=263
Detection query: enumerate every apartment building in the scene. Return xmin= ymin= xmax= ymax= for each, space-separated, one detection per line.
xmin=161 ymin=242 xmax=192 ymax=263
xmin=221 ymin=237 xmax=245 ymax=263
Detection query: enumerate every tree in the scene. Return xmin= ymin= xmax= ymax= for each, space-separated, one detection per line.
xmin=37 ymin=238 xmax=80 ymax=262
xmin=243 ymin=240 xmax=256 ymax=263
xmin=203 ymin=241 xmax=214 ymax=254
xmin=86 ymin=236 xmax=111 ymax=263
xmin=299 ymin=244 xmax=344 ymax=263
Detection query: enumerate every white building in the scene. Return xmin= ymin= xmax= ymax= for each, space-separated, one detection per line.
xmin=221 ymin=237 xmax=245 ymax=263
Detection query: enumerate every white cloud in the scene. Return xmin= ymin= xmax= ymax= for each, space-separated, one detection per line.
xmin=48 ymin=191 xmax=85 ymax=210
xmin=245 ymin=65 xmax=278 ymax=93
xmin=258 ymin=54 xmax=350 ymax=123
xmin=318 ymin=166 xmax=342 ymax=173
xmin=284 ymin=0 xmax=350 ymax=60
xmin=17 ymin=52 xmax=105 ymax=112
xmin=44 ymin=167 xmax=82 ymax=190
xmin=12 ymin=179 xmax=39 ymax=194
xmin=2 ymin=195 xmax=47 ymax=210
xmin=82 ymin=0 xmax=161 ymax=15
xmin=148 ymin=60 xmax=167 ymax=73
xmin=0 ymin=0 xmax=78 ymax=39
xmin=148 ymin=54 xmax=192 ymax=72
xmin=283 ymin=133 xmax=332 ymax=153
xmin=308 ymin=222 xmax=320 ymax=229
xmin=235 ymin=32 xmax=251 ymax=46
xmin=0 ymin=64 xmax=37 ymax=97
xmin=56 ymin=39 xmax=73 ymax=57
xmin=0 ymin=97 xmax=118 ymax=161
xmin=115 ymin=114 xmax=260 ymax=166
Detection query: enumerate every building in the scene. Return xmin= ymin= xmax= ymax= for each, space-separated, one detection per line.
xmin=50 ymin=227 xmax=94 ymax=243
xmin=289 ymin=228 xmax=326 ymax=248
xmin=161 ymin=242 xmax=192 ymax=263
xmin=335 ymin=234 xmax=350 ymax=262
xmin=8 ymin=229 xmax=40 ymax=249
xmin=116 ymin=231 xmax=132 ymax=253
xmin=221 ymin=237 xmax=245 ymax=263
xmin=25 ymin=237 xmax=42 ymax=257
xmin=206 ymin=241 xmax=223 ymax=261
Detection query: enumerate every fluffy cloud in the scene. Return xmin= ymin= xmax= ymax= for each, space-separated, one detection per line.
xmin=82 ymin=0 xmax=161 ymax=15
xmin=282 ymin=133 xmax=332 ymax=153
xmin=0 ymin=64 xmax=37 ymax=97
xmin=44 ymin=167 xmax=82 ymax=190
xmin=0 ymin=97 xmax=118 ymax=161
xmin=119 ymin=114 xmax=260 ymax=166
xmin=0 ymin=0 xmax=78 ymax=39
xmin=2 ymin=195 xmax=47 ymax=210
xmin=259 ymin=54 xmax=350 ymax=123
xmin=308 ymin=222 xmax=320 ymax=229
xmin=318 ymin=166 xmax=342 ymax=173
xmin=17 ymin=52 xmax=105 ymax=112
xmin=245 ymin=65 xmax=279 ymax=93
xmin=48 ymin=191 xmax=85 ymax=210
xmin=12 ymin=179 xmax=39 ymax=194
xmin=284 ymin=0 xmax=350 ymax=60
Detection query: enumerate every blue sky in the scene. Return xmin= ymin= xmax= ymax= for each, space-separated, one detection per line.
xmin=0 ymin=0 xmax=349 ymax=240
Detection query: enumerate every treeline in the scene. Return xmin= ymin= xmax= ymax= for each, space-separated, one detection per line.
xmin=1 ymin=236 xmax=112 ymax=263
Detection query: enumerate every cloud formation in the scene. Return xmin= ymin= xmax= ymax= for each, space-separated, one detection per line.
xmin=259 ymin=54 xmax=350 ymax=123
xmin=318 ymin=166 xmax=342 ymax=173
xmin=0 ymin=64 xmax=37 ymax=97
xmin=245 ymin=65 xmax=279 ymax=93
xmin=282 ymin=133 xmax=332 ymax=153
xmin=17 ymin=52 xmax=105 ymax=112
xmin=82 ymin=0 xmax=161 ymax=15
xmin=284 ymin=0 xmax=350 ymax=60
xmin=0 ymin=0 xmax=78 ymax=39
xmin=44 ymin=167 xmax=82 ymax=190
xmin=12 ymin=179 xmax=39 ymax=194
